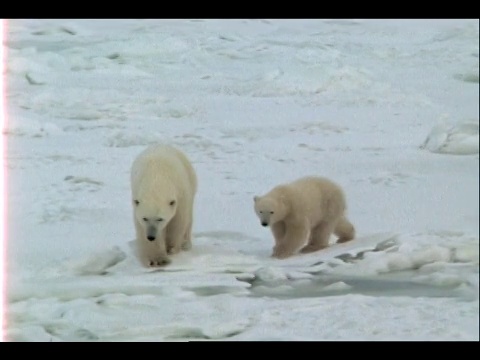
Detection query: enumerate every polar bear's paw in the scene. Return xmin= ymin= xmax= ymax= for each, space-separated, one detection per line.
xmin=300 ymin=244 xmax=328 ymax=254
xmin=181 ymin=240 xmax=192 ymax=251
xmin=148 ymin=256 xmax=171 ymax=267
xmin=167 ymin=245 xmax=181 ymax=255
xmin=271 ymin=246 xmax=294 ymax=259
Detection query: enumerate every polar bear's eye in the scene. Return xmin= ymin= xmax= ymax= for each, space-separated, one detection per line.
xmin=259 ymin=211 xmax=263 ymax=214
xmin=142 ymin=217 xmax=148 ymax=222
xmin=134 ymin=200 xmax=140 ymax=206
xmin=169 ymin=200 xmax=176 ymax=206
xmin=156 ymin=218 xmax=163 ymax=222
xmin=270 ymin=211 xmax=274 ymax=214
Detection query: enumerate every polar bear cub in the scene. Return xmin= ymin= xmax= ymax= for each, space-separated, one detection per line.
xmin=131 ymin=144 xmax=197 ymax=267
xmin=254 ymin=176 xmax=355 ymax=259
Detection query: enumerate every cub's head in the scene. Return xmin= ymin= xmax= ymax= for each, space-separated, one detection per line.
xmin=253 ymin=195 xmax=287 ymax=227
xmin=133 ymin=195 xmax=177 ymax=241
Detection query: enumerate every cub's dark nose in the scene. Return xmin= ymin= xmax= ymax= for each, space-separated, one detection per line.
xmin=261 ymin=222 xmax=268 ymax=227
xmin=147 ymin=236 xmax=156 ymax=241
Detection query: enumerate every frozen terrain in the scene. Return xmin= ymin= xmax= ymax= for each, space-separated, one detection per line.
xmin=3 ymin=19 xmax=479 ymax=341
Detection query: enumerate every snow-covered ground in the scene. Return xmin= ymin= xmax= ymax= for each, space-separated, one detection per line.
xmin=3 ymin=19 xmax=479 ymax=341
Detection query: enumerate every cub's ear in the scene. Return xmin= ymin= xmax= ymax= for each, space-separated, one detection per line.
xmin=253 ymin=196 xmax=259 ymax=202
xmin=134 ymin=200 xmax=140 ymax=206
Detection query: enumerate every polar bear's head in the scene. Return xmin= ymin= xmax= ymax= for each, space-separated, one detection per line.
xmin=253 ymin=195 xmax=288 ymax=227
xmin=133 ymin=194 xmax=177 ymax=241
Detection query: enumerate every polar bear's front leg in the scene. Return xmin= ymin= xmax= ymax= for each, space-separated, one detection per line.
xmin=270 ymin=221 xmax=286 ymax=243
xmin=136 ymin=222 xmax=171 ymax=267
xmin=166 ymin=215 xmax=188 ymax=255
xmin=272 ymin=221 xmax=309 ymax=259
xmin=181 ymin=219 xmax=193 ymax=251
xmin=270 ymin=221 xmax=286 ymax=257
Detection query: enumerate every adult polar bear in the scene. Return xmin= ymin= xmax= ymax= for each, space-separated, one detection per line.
xmin=131 ymin=144 xmax=197 ymax=267
xmin=254 ymin=176 xmax=355 ymax=259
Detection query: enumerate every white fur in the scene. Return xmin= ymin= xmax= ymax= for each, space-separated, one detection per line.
xmin=131 ymin=144 xmax=197 ymax=267
xmin=254 ymin=176 xmax=355 ymax=259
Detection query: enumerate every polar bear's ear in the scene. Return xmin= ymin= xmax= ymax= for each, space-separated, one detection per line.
xmin=134 ymin=200 xmax=140 ymax=206
xmin=253 ymin=196 xmax=259 ymax=202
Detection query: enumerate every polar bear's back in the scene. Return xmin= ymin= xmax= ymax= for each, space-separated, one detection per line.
xmin=289 ymin=175 xmax=345 ymax=199
xmin=281 ymin=176 xmax=347 ymax=219
xmin=289 ymin=176 xmax=344 ymax=197
xmin=131 ymin=144 xmax=197 ymax=198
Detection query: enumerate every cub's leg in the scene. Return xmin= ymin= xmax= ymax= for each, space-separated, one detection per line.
xmin=335 ymin=216 xmax=355 ymax=243
xmin=272 ymin=220 xmax=309 ymax=259
xmin=300 ymin=221 xmax=335 ymax=253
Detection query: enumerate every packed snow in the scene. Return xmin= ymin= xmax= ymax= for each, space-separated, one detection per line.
xmin=3 ymin=19 xmax=479 ymax=341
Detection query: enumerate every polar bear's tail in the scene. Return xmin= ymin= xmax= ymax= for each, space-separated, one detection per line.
xmin=334 ymin=216 xmax=355 ymax=243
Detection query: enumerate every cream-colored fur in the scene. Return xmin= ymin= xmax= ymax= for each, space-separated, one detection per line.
xmin=131 ymin=144 xmax=197 ymax=267
xmin=254 ymin=176 xmax=355 ymax=259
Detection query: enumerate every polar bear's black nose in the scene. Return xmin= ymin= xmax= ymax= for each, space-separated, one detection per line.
xmin=147 ymin=236 xmax=156 ymax=241
xmin=261 ymin=222 xmax=268 ymax=227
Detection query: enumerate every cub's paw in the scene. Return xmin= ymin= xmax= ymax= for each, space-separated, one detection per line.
xmin=300 ymin=244 xmax=327 ymax=254
xmin=336 ymin=237 xmax=354 ymax=244
xmin=271 ymin=247 xmax=293 ymax=259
